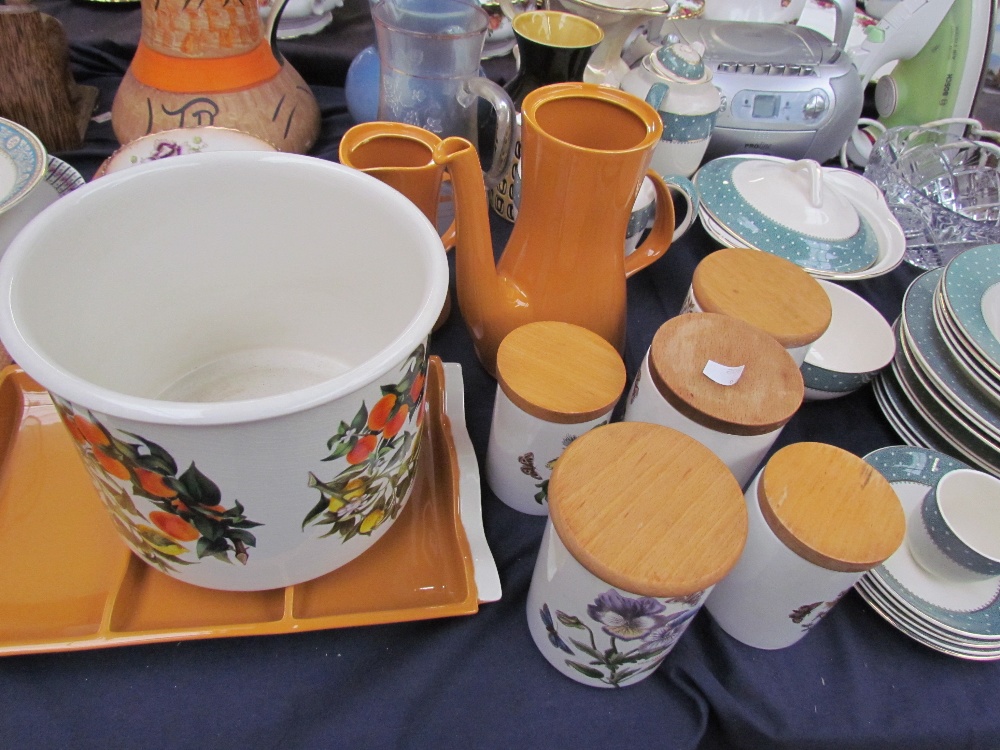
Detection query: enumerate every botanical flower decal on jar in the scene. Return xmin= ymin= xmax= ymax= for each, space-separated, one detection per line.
xmin=518 ymin=427 xmax=605 ymax=506
xmin=540 ymin=588 xmax=703 ymax=688
xmin=303 ymin=344 xmax=427 ymax=542
xmin=56 ymin=399 xmax=263 ymax=573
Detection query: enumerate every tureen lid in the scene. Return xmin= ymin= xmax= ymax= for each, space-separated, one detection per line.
xmin=732 ymin=159 xmax=859 ymax=240
xmin=652 ymin=41 xmax=709 ymax=83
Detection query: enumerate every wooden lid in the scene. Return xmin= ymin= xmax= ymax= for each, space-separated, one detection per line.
xmin=496 ymin=321 xmax=626 ymax=424
xmin=758 ymin=442 xmax=905 ymax=572
xmin=692 ymin=248 xmax=832 ymax=348
xmin=548 ymin=422 xmax=747 ymax=597
xmin=648 ymin=313 xmax=804 ymax=436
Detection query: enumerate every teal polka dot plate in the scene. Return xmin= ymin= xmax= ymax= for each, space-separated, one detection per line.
xmin=941 ymin=244 xmax=1000 ymax=371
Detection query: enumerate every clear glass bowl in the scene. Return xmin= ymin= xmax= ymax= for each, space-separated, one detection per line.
xmin=863 ymin=125 xmax=1000 ymax=269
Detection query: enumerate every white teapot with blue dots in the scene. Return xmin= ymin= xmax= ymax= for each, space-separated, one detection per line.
xmin=620 ymin=41 xmax=721 ymax=179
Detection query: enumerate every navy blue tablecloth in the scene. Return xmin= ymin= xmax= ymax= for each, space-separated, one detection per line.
xmin=1 ymin=4 xmax=998 ymax=747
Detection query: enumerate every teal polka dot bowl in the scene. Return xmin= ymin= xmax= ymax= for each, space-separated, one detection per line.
xmin=801 ymin=280 xmax=895 ymax=400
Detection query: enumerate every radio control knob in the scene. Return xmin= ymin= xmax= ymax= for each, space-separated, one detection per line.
xmin=803 ymin=92 xmax=827 ymax=120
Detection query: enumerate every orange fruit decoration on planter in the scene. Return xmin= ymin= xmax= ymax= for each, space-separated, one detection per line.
xmin=111 ymin=0 xmax=320 ymax=153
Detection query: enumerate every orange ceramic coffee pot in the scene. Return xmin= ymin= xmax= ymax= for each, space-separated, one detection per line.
xmin=435 ymin=82 xmax=677 ymax=376
xmin=112 ymin=0 xmax=320 ymax=154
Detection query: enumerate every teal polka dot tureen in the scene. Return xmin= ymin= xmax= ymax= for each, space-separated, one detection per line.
xmin=695 ymin=156 xmax=882 ymax=275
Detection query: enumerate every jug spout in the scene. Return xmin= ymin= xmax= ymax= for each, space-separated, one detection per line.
xmin=434 ymin=136 xmax=525 ymax=376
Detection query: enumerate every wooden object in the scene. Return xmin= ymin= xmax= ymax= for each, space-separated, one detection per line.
xmin=648 ymin=312 xmax=804 ymax=436
xmin=548 ymin=422 xmax=748 ymax=597
xmin=0 ymin=5 xmax=98 ymax=152
xmin=758 ymin=442 xmax=906 ymax=572
xmin=495 ymin=321 xmax=626 ymax=424
xmin=692 ymin=247 xmax=833 ymax=349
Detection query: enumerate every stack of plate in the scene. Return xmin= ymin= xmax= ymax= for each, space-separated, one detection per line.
xmin=856 ymin=446 xmax=1000 ymax=661
xmin=694 ymin=155 xmax=905 ymax=281
xmin=874 ymin=244 xmax=1000 ymax=476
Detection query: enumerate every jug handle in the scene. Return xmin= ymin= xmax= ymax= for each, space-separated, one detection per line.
xmin=265 ymin=0 xmax=292 ymax=58
xmin=459 ymin=77 xmax=515 ymax=190
xmin=624 ymin=171 xmax=686 ymax=278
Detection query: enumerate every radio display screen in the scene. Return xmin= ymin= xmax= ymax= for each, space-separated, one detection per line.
xmin=751 ymin=94 xmax=780 ymax=119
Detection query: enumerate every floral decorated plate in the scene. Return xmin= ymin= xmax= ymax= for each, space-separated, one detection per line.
xmin=0 ymin=118 xmax=46 ymax=216
xmin=95 ymin=126 xmax=277 ymax=178
xmin=695 ymin=155 xmax=881 ymax=274
xmin=859 ymin=445 xmax=1000 ymax=640
xmin=940 ymin=244 xmax=1000 ymax=372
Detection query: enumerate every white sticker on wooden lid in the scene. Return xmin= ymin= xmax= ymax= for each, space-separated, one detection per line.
xmin=703 ymin=360 xmax=744 ymax=386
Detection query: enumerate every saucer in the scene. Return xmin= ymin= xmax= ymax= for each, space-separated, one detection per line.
xmin=0 ymin=358 xmax=499 ymax=656
xmin=0 ymin=118 xmax=46 ymax=215
xmin=859 ymin=446 xmax=1000 ymax=641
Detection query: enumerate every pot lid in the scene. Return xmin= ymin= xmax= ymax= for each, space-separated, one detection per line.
xmin=733 ymin=159 xmax=858 ymax=239
xmin=694 ymin=156 xmax=881 ymax=275
xmin=652 ymin=42 xmax=708 ymax=83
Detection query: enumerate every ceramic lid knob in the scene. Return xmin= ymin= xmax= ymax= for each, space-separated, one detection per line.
xmin=648 ymin=312 xmax=804 ymax=436
xmin=653 ymin=42 xmax=707 ymax=82
xmin=549 ymin=422 xmax=748 ymax=597
xmin=692 ymin=248 xmax=832 ymax=349
xmin=758 ymin=442 xmax=906 ymax=572
xmin=496 ymin=321 xmax=626 ymax=424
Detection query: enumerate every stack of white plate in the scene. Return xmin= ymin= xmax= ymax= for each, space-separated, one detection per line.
xmin=856 ymin=446 xmax=1000 ymax=661
xmin=694 ymin=155 xmax=905 ymax=281
xmin=874 ymin=245 xmax=1000 ymax=476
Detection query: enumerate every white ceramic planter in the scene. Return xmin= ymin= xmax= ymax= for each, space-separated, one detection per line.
xmin=0 ymin=151 xmax=449 ymax=591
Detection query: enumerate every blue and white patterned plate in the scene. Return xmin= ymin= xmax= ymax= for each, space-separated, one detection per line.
xmin=856 ymin=577 xmax=1000 ymax=659
xmin=940 ymin=244 xmax=1000 ymax=371
xmin=900 ymin=269 xmax=1000 ymax=436
xmin=859 ymin=445 xmax=1000 ymax=640
xmin=0 ymin=119 xmax=46 ymax=216
xmin=932 ymin=292 xmax=1000 ymax=390
xmin=892 ymin=334 xmax=1000 ymax=467
xmin=695 ymin=156 xmax=881 ymax=274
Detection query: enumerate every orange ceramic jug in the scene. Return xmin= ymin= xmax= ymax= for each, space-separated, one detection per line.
xmin=338 ymin=121 xmax=453 ymax=330
xmin=435 ymin=82 xmax=676 ymax=376
xmin=111 ymin=0 xmax=320 ymax=154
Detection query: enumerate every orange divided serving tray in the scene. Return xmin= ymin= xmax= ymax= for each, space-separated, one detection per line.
xmin=0 ymin=357 xmax=499 ymax=656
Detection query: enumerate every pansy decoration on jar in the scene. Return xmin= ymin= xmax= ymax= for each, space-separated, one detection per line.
xmin=56 ymin=399 xmax=263 ymax=573
xmin=538 ymin=589 xmax=704 ymax=688
xmin=302 ymin=344 xmax=428 ymax=542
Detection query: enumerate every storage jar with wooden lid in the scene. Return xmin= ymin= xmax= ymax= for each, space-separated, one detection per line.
xmin=623 ymin=312 xmax=804 ymax=487
xmin=704 ymin=441 xmax=905 ymax=650
xmin=526 ymin=421 xmax=747 ymax=688
xmin=486 ymin=321 xmax=626 ymax=515
xmin=680 ymin=247 xmax=832 ymax=365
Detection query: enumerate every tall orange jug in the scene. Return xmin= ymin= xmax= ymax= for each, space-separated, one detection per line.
xmin=435 ymin=82 xmax=681 ymax=376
